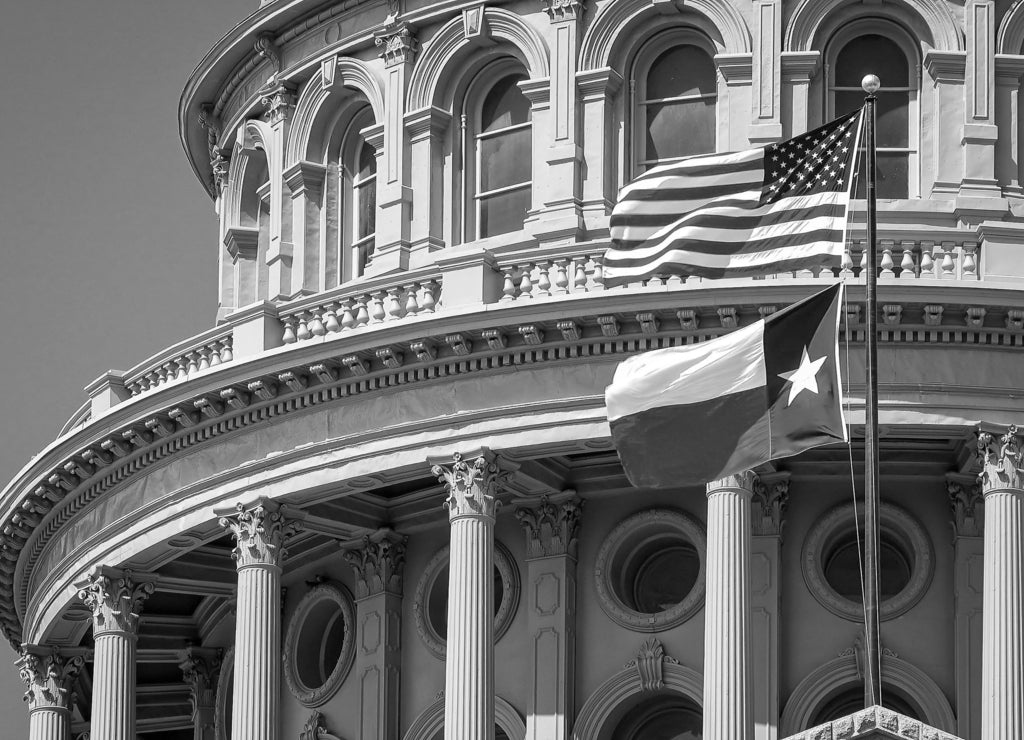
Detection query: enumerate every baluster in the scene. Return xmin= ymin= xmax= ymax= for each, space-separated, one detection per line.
xmin=209 ymin=344 xmax=223 ymax=366
xmin=369 ymin=292 xmax=387 ymax=323
xmin=520 ymin=264 xmax=535 ymax=299
xmin=324 ymin=304 xmax=341 ymax=333
xmin=198 ymin=347 xmax=211 ymax=371
xmin=220 ymin=337 xmax=233 ymax=363
xmin=340 ymin=300 xmax=356 ymax=330
xmin=175 ymin=357 xmax=189 ymax=381
xmin=536 ymin=261 xmax=552 ymax=297
xmin=899 ymin=241 xmax=916 ymax=280
xmin=573 ymin=257 xmax=588 ymax=293
xmin=939 ymin=242 xmax=956 ymax=279
xmin=420 ymin=280 xmax=438 ymax=313
xmin=282 ymin=317 xmax=297 ymax=344
xmin=186 ymin=351 xmax=200 ymax=375
xmin=879 ymin=239 xmax=895 ymax=279
xmin=296 ymin=311 xmax=312 ymax=341
xmin=500 ymin=266 xmax=517 ymax=301
xmin=919 ymin=241 xmax=935 ymax=278
xmin=387 ymin=288 xmax=404 ymax=321
xmin=405 ymin=284 xmax=421 ymax=315
xmin=592 ymin=256 xmax=605 ymax=290
xmin=137 ymin=376 xmax=151 ymax=393
xmin=308 ymin=309 xmax=326 ymax=337
xmin=839 ymin=240 xmax=854 ymax=279
xmin=962 ymin=242 xmax=978 ymax=279
xmin=355 ymin=299 xmax=371 ymax=327
xmin=552 ymin=260 xmax=570 ymax=295
xmin=151 ymin=367 xmax=166 ymax=388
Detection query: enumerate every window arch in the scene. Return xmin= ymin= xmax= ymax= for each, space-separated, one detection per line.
xmin=462 ymin=63 xmax=533 ymax=240
xmin=826 ymin=23 xmax=919 ymax=198
xmin=630 ymin=32 xmax=718 ymax=176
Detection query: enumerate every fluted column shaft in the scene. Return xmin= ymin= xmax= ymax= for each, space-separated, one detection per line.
xmin=75 ymin=567 xmax=155 ymax=740
xmin=218 ymin=500 xmax=302 ymax=740
xmin=17 ymin=647 xmax=85 ymax=740
xmin=704 ymin=472 xmax=755 ymax=740
xmin=979 ymin=428 xmax=1024 ymax=739
xmin=432 ymin=451 xmax=514 ymax=740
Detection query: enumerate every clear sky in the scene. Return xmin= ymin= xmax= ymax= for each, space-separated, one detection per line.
xmin=0 ymin=0 xmax=254 ymax=730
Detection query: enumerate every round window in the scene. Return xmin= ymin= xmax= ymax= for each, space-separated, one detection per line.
xmin=594 ymin=509 xmax=706 ymax=632
xmin=283 ymin=582 xmax=356 ymax=707
xmin=413 ymin=541 xmax=520 ymax=659
xmin=802 ymin=502 xmax=933 ymax=622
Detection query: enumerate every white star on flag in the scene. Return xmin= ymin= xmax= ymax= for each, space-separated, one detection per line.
xmin=778 ymin=347 xmax=827 ymax=406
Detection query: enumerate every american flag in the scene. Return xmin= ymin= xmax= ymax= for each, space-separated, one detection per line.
xmin=604 ymin=110 xmax=864 ymax=286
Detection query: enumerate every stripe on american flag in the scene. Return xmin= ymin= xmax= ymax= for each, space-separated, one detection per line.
xmin=604 ymin=110 xmax=863 ymax=285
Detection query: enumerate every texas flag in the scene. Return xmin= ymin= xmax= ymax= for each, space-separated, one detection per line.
xmin=605 ymin=284 xmax=847 ymax=488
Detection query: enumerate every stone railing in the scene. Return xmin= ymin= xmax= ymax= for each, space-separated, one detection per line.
xmin=122 ymin=325 xmax=235 ymax=397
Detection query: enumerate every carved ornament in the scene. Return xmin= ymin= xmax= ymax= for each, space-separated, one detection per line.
xmin=707 ymin=469 xmax=758 ymax=495
xmin=178 ymin=647 xmax=221 ymax=714
xmin=543 ymin=0 xmax=585 ymax=21
xmin=218 ymin=500 xmax=302 ymax=568
xmin=752 ymin=477 xmax=789 ymax=536
xmin=253 ymin=32 xmax=282 ymax=81
xmin=624 ymin=638 xmax=679 ymax=692
xmin=978 ymin=426 xmax=1024 ymax=493
xmin=17 ymin=648 xmax=85 ymax=710
xmin=948 ymin=479 xmax=983 ymax=538
xmin=260 ymin=82 xmax=297 ymax=126
xmin=342 ymin=530 xmax=408 ymax=598
xmin=432 ymin=451 xmax=513 ymax=520
xmin=283 ymin=582 xmax=355 ymax=707
xmin=515 ymin=495 xmax=583 ymax=558
xmin=375 ymin=24 xmax=418 ymax=67
xmin=76 ymin=567 xmax=155 ymax=635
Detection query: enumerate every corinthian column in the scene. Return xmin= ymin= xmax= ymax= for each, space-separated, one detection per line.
xmin=17 ymin=647 xmax=85 ymax=740
xmin=704 ymin=472 xmax=755 ymax=740
xmin=218 ymin=499 xmax=302 ymax=740
xmin=76 ymin=567 xmax=156 ymax=740
xmin=431 ymin=451 xmax=513 ymax=740
xmin=179 ymin=647 xmax=222 ymax=740
xmin=978 ymin=426 xmax=1024 ymax=739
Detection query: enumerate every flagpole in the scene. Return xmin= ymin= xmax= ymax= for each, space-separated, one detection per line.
xmin=861 ymin=74 xmax=882 ymax=709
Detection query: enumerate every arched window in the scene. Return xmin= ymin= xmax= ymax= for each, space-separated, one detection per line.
xmin=612 ymin=693 xmax=703 ymax=739
xmin=465 ymin=67 xmax=533 ymax=240
xmin=828 ymin=27 xmax=918 ymax=198
xmin=327 ymin=105 xmax=378 ymax=281
xmin=811 ymin=684 xmax=921 ymax=727
xmin=631 ymin=34 xmax=717 ymax=175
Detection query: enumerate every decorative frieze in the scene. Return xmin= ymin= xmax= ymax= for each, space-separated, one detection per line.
xmin=341 ymin=529 xmax=408 ymax=598
xmin=978 ymin=426 xmax=1023 ymax=491
xmin=515 ymin=495 xmax=583 ymax=559
xmin=625 ymin=639 xmax=679 ymax=692
xmin=76 ymin=567 xmax=156 ymax=635
xmin=432 ymin=450 xmax=514 ymax=520
xmin=17 ymin=648 xmax=85 ymax=711
xmin=218 ymin=500 xmax=302 ymax=568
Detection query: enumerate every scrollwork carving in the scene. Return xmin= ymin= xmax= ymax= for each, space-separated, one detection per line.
xmin=624 ymin=638 xmax=679 ymax=692
xmin=978 ymin=426 xmax=1024 ymax=492
xmin=948 ymin=479 xmax=983 ymax=538
xmin=179 ymin=647 xmax=222 ymax=716
xmin=752 ymin=478 xmax=789 ymax=536
xmin=542 ymin=0 xmax=585 ymax=22
xmin=342 ymin=530 xmax=407 ymax=598
xmin=375 ymin=24 xmax=418 ymax=67
xmin=515 ymin=495 xmax=583 ymax=558
xmin=76 ymin=567 xmax=155 ymax=635
xmin=17 ymin=648 xmax=85 ymax=710
xmin=218 ymin=500 xmax=302 ymax=568
xmin=432 ymin=451 xmax=514 ymax=520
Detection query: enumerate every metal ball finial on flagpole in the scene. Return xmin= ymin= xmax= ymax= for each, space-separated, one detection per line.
xmin=861 ymin=73 xmax=882 ymax=710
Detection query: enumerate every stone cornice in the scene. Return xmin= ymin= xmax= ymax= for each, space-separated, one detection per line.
xmin=4 ymin=286 xmax=1024 ymax=647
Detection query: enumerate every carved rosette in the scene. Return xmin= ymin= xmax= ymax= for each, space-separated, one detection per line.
xmin=17 ymin=649 xmax=85 ymax=710
xmin=77 ymin=568 xmax=155 ymax=636
xmin=515 ymin=495 xmax=583 ymax=558
xmin=432 ymin=451 xmax=512 ymax=520
xmin=707 ymin=470 xmax=758 ymax=495
xmin=752 ymin=478 xmax=789 ymax=536
xmin=624 ymin=638 xmax=679 ymax=692
xmin=178 ymin=647 xmax=221 ymax=715
xmin=542 ymin=0 xmax=585 ymax=21
xmin=978 ymin=426 xmax=1024 ymax=493
xmin=342 ymin=531 xmax=408 ymax=598
xmin=219 ymin=501 xmax=301 ymax=568
xmin=949 ymin=479 xmax=984 ymax=537
xmin=375 ymin=24 xmax=418 ymax=67
xmin=260 ymin=83 xmax=297 ymax=126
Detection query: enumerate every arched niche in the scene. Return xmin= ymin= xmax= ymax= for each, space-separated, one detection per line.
xmin=578 ymin=0 xmax=750 ymax=72
xmin=572 ymin=642 xmax=703 ymax=740
xmin=285 ymin=56 xmax=384 ymax=169
xmin=784 ymin=0 xmax=963 ymax=53
xmin=407 ymin=7 xmax=549 ymax=112
xmin=402 ymin=695 xmax=526 ymax=740
xmin=780 ymin=652 xmax=956 ymax=735
xmin=224 ymin=119 xmax=274 ymax=230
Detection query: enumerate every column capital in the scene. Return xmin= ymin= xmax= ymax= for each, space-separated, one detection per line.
xmin=341 ymin=529 xmax=408 ymax=598
xmin=431 ymin=449 xmax=515 ymax=520
xmin=978 ymin=425 xmax=1024 ymax=493
xmin=375 ymin=23 xmax=418 ymax=67
xmin=17 ymin=646 xmax=85 ymax=711
xmin=707 ymin=470 xmax=758 ymax=496
xmin=217 ymin=499 xmax=303 ymax=568
xmin=542 ymin=0 xmax=585 ymax=22
xmin=210 ymin=150 xmax=230 ymax=193
xmin=75 ymin=566 xmax=156 ymax=636
xmin=178 ymin=646 xmax=221 ymax=716
xmin=752 ymin=474 xmax=789 ymax=536
xmin=948 ymin=475 xmax=984 ymax=537
xmin=514 ymin=493 xmax=583 ymax=559
xmin=260 ymin=82 xmax=297 ymax=126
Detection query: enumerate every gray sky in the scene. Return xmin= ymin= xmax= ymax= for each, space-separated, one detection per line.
xmin=0 ymin=0 xmax=254 ymax=728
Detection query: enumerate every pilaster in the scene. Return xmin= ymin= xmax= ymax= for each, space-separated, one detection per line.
xmin=367 ymin=23 xmax=418 ymax=275
xmin=576 ymin=67 xmax=622 ymax=233
xmin=283 ymin=160 xmax=328 ymax=295
xmin=430 ymin=450 xmax=515 ymax=740
xmin=948 ymin=473 xmax=984 ymax=740
xmin=962 ymin=0 xmax=1000 ymax=198
xmin=924 ymin=51 xmax=967 ymax=196
xmin=993 ymin=55 xmax=1024 ymax=196
xmin=18 ymin=646 xmax=86 ymax=740
xmin=405 ymin=106 xmax=451 ymax=264
xmin=704 ymin=471 xmax=755 ymax=740
xmin=780 ymin=52 xmax=819 ymax=137
xmin=749 ymin=0 xmax=782 ymax=144
xmin=179 ymin=647 xmax=222 ymax=740
xmin=76 ymin=567 xmax=156 ymax=740
xmin=341 ymin=529 xmax=407 ymax=740
xmin=217 ymin=499 xmax=303 ymax=740
xmin=750 ymin=474 xmax=787 ymax=740
xmin=977 ymin=426 xmax=1024 ymax=739
xmin=514 ymin=493 xmax=582 ymax=740
xmin=260 ymin=82 xmax=298 ymax=300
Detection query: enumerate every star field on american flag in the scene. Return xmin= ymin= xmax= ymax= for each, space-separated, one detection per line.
xmin=762 ymin=114 xmax=859 ymax=204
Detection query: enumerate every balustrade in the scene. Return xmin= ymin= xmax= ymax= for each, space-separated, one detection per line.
xmin=124 ymin=333 xmax=234 ymax=397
